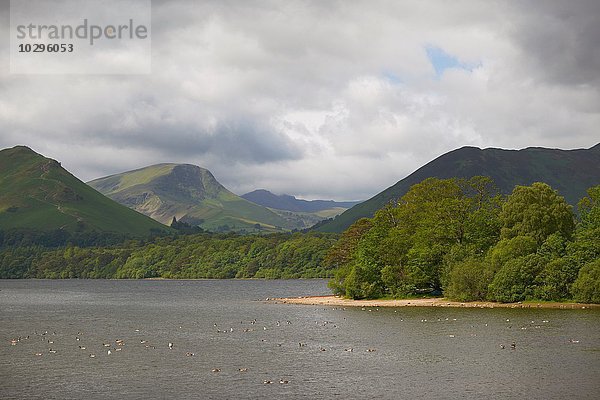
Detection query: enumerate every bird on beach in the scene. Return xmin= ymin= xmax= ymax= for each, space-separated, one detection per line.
xmin=168 ymin=342 xmax=173 ymax=350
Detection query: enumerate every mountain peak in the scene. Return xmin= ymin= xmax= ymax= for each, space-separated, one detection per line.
xmin=89 ymin=164 xmax=292 ymax=232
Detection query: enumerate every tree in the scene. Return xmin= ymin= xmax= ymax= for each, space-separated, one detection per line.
xmin=571 ymin=259 xmax=600 ymax=303
xmin=500 ymin=182 xmax=575 ymax=245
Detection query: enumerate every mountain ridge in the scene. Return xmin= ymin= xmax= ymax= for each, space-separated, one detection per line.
xmin=315 ymin=143 xmax=600 ymax=233
xmin=242 ymin=189 xmax=360 ymax=213
xmin=0 ymin=145 xmax=170 ymax=236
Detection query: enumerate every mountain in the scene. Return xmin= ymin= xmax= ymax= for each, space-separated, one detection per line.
xmin=241 ymin=189 xmax=361 ymax=230
xmin=88 ymin=164 xmax=293 ymax=232
xmin=315 ymin=143 xmax=600 ymax=233
xmin=242 ymin=189 xmax=360 ymax=212
xmin=0 ymin=146 xmax=169 ymax=236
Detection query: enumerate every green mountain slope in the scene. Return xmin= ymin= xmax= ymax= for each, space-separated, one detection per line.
xmin=315 ymin=144 xmax=600 ymax=233
xmin=88 ymin=164 xmax=293 ymax=232
xmin=0 ymin=146 xmax=170 ymax=236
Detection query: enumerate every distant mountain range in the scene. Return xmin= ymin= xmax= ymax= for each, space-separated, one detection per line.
xmin=242 ymin=189 xmax=360 ymax=212
xmin=88 ymin=164 xmax=294 ymax=232
xmin=0 ymin=146 xmax=169 ymax=236
xmin=315 ymin=144 xmax=600 ymax=233
xmin=3 ymin=143 xmax=598 ymax=236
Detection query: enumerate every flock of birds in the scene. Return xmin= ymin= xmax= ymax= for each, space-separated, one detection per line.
xmin=7 ymin=308 xmax=582 ymax=387
xmin=7 ymin=314 xmax=377 ymax=386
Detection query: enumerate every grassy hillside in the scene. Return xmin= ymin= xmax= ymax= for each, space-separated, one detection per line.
xmin=0 ymin=146 xmax=171 ymax=236
xmin=316 ymin=144 xmax=600 ymax=233
xmin=88 ymin=164 xmax=294 ymax=232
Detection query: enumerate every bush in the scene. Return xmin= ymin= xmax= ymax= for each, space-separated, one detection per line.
xmin=488 ymin=254 xmax=544 ymax=302
xmin=571 ymin=259 xmax=600 ymax=303
xmin=445 ymin=258 xmax=491 ymax=302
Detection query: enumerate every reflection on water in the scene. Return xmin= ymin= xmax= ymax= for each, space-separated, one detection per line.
xmin=1 ymin=279 xmax=599 ymax=399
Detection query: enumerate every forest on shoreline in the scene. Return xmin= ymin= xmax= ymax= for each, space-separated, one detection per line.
xmin=327 ymin=178 xmax=600 ymax=304
xmin=1 ymin=177 xmax=598 ymax=304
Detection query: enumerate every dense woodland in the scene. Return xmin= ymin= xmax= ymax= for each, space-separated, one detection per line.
xmin=1 ymin=177 xmax=598 ymax=304
xmin=327 ymin=178 xmax=600 ymax=303
xmin=0 ymin=231 xmax=338 ymax=280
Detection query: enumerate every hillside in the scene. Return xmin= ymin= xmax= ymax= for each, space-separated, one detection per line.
xmin=0 ymin=146 xmax=170 ymax=236
xmin=315 ymin=143 xmax=600 ymax=233
xmin=88 ymin=164 xmax=293 ymax=232
xmin=242 ymin=189 xmax=360 ymax=212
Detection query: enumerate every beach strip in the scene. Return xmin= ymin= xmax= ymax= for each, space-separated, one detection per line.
xmin=270 ymin=295 xmax=600 ymax=309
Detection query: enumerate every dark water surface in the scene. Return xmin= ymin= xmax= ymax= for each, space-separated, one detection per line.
xmin=1 ymin=279 xmax=599 ymax=399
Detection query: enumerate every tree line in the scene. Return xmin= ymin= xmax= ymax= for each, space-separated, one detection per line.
xmin=0 ymin=232 xmax=338 ymax=280
xmin=326 ymin=177 xmax=599 ymax=303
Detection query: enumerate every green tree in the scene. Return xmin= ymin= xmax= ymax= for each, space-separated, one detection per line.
xmin=500 ymin=182 xmax=575 ymax=245
xmin=571 ymin=259 xmax=600 ymax=303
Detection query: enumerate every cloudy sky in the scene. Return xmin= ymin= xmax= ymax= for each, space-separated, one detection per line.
xmin=1 ymin=0 xmax=599 ymax=200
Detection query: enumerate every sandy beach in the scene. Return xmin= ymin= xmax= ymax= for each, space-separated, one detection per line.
xmin=271 ymin=295 xmax=600 ymax=309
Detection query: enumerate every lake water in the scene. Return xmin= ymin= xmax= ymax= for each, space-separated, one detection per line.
xmin=1 ymin=279 xmax=599 ymax=399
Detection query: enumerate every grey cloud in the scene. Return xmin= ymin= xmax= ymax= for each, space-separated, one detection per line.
xmin=507 ymin=0 xmax=600 ymax=88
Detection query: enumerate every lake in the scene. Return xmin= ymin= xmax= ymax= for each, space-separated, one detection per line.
xmin=1 ymin=279 xmax=599 ymax=399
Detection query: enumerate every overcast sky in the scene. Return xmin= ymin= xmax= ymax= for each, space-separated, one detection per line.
xmin=1 ymin=0 xmax=599 ymax=200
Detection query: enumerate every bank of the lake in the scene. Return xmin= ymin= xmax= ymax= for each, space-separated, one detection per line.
xmin=273 ymin=295 xmax=600 ymax=309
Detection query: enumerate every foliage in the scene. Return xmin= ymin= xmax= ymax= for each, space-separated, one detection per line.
xmin=326 ymin=178 xmax=599 ymax=303
xmin=571 ymin=259 xmax=600 ymax=303
xmin=327 ymin=176 xmax=503 ymax=299
xmin=500 ymin=182 xmax=575 ymax=244
xmin=0 ymin=231 xmax=339 ymax=280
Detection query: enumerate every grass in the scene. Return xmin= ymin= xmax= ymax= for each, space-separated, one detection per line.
xmin=0 ymin=146 xmax=171 ymax=236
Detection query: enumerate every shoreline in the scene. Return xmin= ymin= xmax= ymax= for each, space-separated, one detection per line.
xmin=271 ymin=295 xmax=600 ymax=309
